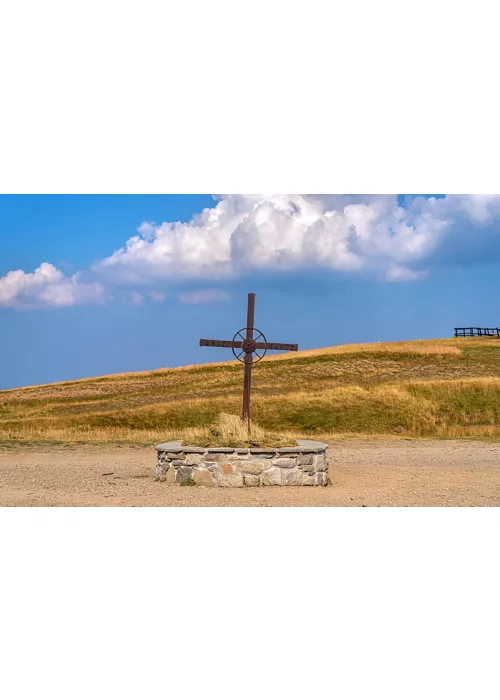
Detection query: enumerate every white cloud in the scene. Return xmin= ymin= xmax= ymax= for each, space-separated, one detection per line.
xmin=4 ymin=194 xmax=500 ymax=312
xmin=94 ymin=194 xmax=500 ymax=285
xmin=129 ymin=291 xmax=145 ymax=306
xmin=179 ymin=288 xmax=230 ymax=304
xmin=147 ymin=291 xmax=166 ymax=303
xmin=130 ymin=291 xmax=166 ymax=305
xmin=0 ymin=263 xmax=105 ymax=310
xmin=385 ymin=265 xmax=429 ymax=282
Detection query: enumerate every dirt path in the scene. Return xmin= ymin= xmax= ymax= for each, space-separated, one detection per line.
xmin=1 ymin=440 xmax=500 ymax=506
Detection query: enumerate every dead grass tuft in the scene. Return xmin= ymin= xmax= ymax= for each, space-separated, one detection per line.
xmin=195 ymin=412 xmax=294 ymax=448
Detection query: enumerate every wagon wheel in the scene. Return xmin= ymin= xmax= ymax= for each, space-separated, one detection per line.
xmin=232 ymin=328 xmax=268 ymax=363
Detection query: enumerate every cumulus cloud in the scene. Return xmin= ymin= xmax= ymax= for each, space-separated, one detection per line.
xmin=94 ymin=194 xmax=500 ymax=285
xmin=4 ymin=194 xmax=500 ymax=311
xmin=0 ymin=263 xmax=105 ymax=310
xmin=179 ymin=288 xmax=230 ymax=304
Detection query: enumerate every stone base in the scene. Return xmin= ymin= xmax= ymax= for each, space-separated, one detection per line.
xmin=155 ymin=440 xmax=329 ymax=487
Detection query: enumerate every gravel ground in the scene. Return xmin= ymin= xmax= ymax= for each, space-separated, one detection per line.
xmin=1 ymin=439 xmax=500 ymax=506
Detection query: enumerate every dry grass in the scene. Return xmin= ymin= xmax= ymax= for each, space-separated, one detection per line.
xmin=3 ymin=336 xmax=500 ymax=444
xmin=186 ymin=412 xmax=296 ymax=448
xmin=265 ymin=338 xmax=462 ymax=361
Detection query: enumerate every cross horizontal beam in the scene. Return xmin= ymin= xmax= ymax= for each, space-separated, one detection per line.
xmin=200 ymin=339 xmax=241 ymax=348
xmin=256 ymin=342 xmax=298 ymax=352
xmin=200 ymin=339 xmax=298 ymax=352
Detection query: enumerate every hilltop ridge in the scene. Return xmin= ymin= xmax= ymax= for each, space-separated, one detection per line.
xmin=2 ymin=336 xmax=500 ymax=444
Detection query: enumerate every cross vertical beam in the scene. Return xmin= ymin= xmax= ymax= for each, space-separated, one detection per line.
xmin=199 ymin=292 xmax=298 ymax=435
xmin=242 ymin=293 xmax=255 ymax=431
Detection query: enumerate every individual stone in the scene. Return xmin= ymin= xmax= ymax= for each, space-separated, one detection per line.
xmin=193 ymin=468 xmax=214 ymax=487
xmin=217 ymin=473 xmax=244 ymax=488
xmin=165 ymin=465 xmax=176 ymax=484
xmin=172 ymin=460 xmax=185 ymax=466
xmin=297 ymin=440 xmax=329 ymax=450
xmin=222 ymin=462 xmax=234 ymax=475
xmin=156 ymin=461 xmax=168 ymax=480
xmin=176 ymin=466 xmax=194 ymax=484
xmin=206 ymin=448 xmax=237 ymax=453
xmin=167 ymin=452 xmax=184 ymax=459
xmin=236 ymin=459 xmax=267 ymax=475
xmin=302 ymin=473 xmax=315 ymax=486
xmin=315 ymin=472 xmax=327 ymax=486
xmin=248 ymin=451 xmax=276 ymax=458
xmin=156 ymin=441 xmax=183 ymax=451
xmin=272 ymin=458 xmax=297 ymax=469
xmin=262 ymin=467 xmax=282 ymax=486
xmin=315 ymin=454 xmax=327 ymax=472
xmin=206 ymin=453 xmax=237 ymax=462
xmin=185 ymin=454 xmax=203 ymax=466
xmin=298 ymin=453 xmax=314 ymax=467
xmin=244 ymin=474 xmax=260 ymax=487
xmin=202 ymin=461 xmax=219 ymax=472
xmin=281 ymin=469 xmax=303 ymax=486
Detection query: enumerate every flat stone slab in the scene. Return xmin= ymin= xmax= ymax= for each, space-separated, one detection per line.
xmin=156 ymin=441 xmax=183 ymax=450
xmin=296 ymin=440 xmax=330 ymax=452
xmin=155 ymin=440 xmax=328 ymax=454
xmin=200 ymin=447 xmax=236 ymax=453
xmin=155 ymin=442 xmax=205 ymax=453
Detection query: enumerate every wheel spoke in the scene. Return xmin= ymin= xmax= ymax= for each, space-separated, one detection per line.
xmin=232 ymin=327 xmax=268 ymax=363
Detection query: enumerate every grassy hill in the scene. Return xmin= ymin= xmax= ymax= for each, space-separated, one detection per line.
xmin=2 ymin=337 xmax=500 ymax=445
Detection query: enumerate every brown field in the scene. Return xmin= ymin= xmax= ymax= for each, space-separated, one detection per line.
xmin=2 ymin=336 xmax=500 ymax=445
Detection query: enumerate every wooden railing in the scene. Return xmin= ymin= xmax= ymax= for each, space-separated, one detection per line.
xmin=454 ymin=327 xmax=500 ymax=337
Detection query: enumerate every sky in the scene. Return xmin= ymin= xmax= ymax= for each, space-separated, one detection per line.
xmin=1 ymin=193 xmax=500 ymax=390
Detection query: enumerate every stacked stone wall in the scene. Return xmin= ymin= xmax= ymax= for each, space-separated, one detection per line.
xmin=155 ymin=441 xmax=329 ymax=487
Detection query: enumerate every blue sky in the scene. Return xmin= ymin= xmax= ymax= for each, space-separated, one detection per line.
xmin=1 ymin=193 xmax=500 ymax=390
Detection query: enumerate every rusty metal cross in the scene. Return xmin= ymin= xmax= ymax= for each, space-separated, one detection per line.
xmin=200 ymin=293 xmax=298 ymax=431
